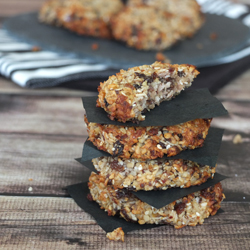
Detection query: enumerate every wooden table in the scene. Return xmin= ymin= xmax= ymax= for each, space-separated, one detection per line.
xmin=1 ymin=1 xmax=250 ymax=249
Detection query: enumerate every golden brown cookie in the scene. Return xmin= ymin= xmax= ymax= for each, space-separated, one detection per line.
xmin=97 ymin=62 xmax=199 ymax=123
xmin=88 ymin=172 xmax=225 ymax=228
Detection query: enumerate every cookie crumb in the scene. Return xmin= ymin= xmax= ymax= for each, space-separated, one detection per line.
xmin=209 ymin=32 xmax=218 ymax=41
xmin=28 ymin=178 xmax=33 ymax=181
xmin=91 ymin=43 xmax=99 ymax=50
xmin=106 ymin=227 xmax=125 ymax=242
xmin=32 ymin=46 xmax=41 ymax=51
xmin=233 ymin=134 xmax=242 ymax=144
xmin=155 ymin=52 xmax=171 ymax=63
xmin=87 ymin=193 xmax=93 ymax=201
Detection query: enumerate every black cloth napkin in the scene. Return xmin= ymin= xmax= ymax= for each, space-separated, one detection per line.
xmin=41 ymin=55 xmax=250 ymax=94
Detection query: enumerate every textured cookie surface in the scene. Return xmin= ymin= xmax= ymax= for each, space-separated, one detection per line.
xmin=85 ymin=115 xmax=212 ymax=160
xmin=111 ymin=1 xmax=204 ymax=50
xmin=97 ymin=62 xmax=199 ymax=123
xmin=39 ymin=0 xmax=124 ymax=38
xmin=128 ymin=0 xmax=204 ymax=38
xmin=39 ymin=0 xmax=66 ymax=26
xmin=88 ymin=172 xmax=225 ymax=228
xmin=92 ymin=157 xmax=216 ymax=191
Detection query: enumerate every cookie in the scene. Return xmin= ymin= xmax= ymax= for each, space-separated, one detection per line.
xmin=85 ymin=115 xmax=211 ymax=160
xmin=39 ymin=0 xmax=124 ymax=39
xmin=92 ymin=157 xmax=216 ymax=191
xmin=88 ymin=172 xmax=224 ymax=228
xmin=97 ymin=62 xmax=199 ymax=123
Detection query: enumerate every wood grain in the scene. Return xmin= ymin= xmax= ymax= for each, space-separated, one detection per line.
xmin=213 ymin=100 xmax=250 ymax=134
xmin=0 ymin=196 xmax=250 ymax=250
xmin=0 ymin=95 xmax=88 ymax=135
xmin=215 ymin=69 xmax=250 ymax=101
xmin=0 ymin=133 xmax=90 ymax=196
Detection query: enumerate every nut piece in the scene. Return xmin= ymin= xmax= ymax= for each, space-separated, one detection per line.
xmin=106 ymin=227 xmax=125 ymax=242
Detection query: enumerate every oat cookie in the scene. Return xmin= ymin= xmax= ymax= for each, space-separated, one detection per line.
xmin=111 ymin=1 xmax=204 ymax=50
xmin=39 ymin=0 xmax=66 ymax=26
xmin=39 ymin=0 xmax=124 ymax=39
xmin=85 ymin=115 xmax=211 ymax=160
xmin=111 ymin=6 xmax=182 ymax=50
xmin=92 ymin=157 xmax=216 ymax=191
xmin=97 ymin=62 xmax=199 ymax=123
xmin=88 ymin=172 xmax=225 ymax=228
xmin=128 ymin=0 xmax=204 ymax=38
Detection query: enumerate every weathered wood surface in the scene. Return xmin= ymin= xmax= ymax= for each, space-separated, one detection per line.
xmin=0 ymin=95 xmax=87 ymax=135
xmin=0 ymin=133 xmax=90 ymax=196
xmin=0 ymin=196 xmax=250 ymax=250
xmin=215 ymin=69 xmax=250 ymax=101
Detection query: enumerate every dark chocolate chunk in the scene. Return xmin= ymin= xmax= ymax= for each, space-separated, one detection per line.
xmin=178 ymin=71 xmax=186 ymax=77
xmin=133 ymin=84 xmax=141 ymax=89
xmin=158 ymin=142 xmax=166 ymax=149
xmin=104 ymin=98 xmax=109 ymax=107
xmin=113 ymin=141 xmax=124 ymax=156
xmin=120 ymin=209 xmax=133 ymax=222
xmin=178 ymin=133 xmax=183 ymax=141
xmin=116 ymin=189 xmax=130 ymax=199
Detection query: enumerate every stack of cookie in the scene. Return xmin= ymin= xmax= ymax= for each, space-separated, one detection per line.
xmin=78 ymin=61 xmax=227 ymax=241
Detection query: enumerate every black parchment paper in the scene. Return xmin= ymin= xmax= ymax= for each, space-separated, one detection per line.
xmin=83 ymin=89 xmax=228 ymax=126
xmin=77 ymin=127 xmax=224 ymax=167
xmin=132 ymin=173 xmax=227 ymax=209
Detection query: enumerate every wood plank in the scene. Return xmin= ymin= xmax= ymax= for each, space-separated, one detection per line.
xmin=0 ymin=95 xmax=88 ymax=135
xmin=217 ymin=132 xmax=250 ymax=202
xmin=0 ymin=133 xmax=90 ymax=196
xmin=0 ymin=196 xmax=250 ymax=250
xmin=215 ymin=69 xmax=250 ymax=101
xmin=212 ymin=100 xmax=250 ymax=134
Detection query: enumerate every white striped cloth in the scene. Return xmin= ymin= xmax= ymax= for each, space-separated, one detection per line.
xmin=1 ymin=0 xmax=250 ymax=88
